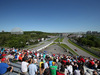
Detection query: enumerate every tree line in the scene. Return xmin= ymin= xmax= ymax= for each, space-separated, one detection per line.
xmin=0 ymin=31 xmax=56 ymax=48
xmin=76 ymin=35 xmax=100 ymax=48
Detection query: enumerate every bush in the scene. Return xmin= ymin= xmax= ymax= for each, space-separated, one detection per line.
xmin=77 ymin=35 xmax=100 ymax=47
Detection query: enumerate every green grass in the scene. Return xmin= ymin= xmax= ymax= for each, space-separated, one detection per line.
xmin=68 ymin=39 xmax=100 ymax=58
xmin=28 ymin=46 xmax=38 ymax=49
xmin=28 ymin=43 xmax=44 ymax=49
xmin=60 ymin=37 xmax=64 ymax=42
xmin=49 ymin=43 xmax=56 ymax=46
xmin=47 ymin=38 xmax=55 ymax=41
xmin=54 ymin=37 xmax=64 ymax=42
xmin=54 ymin=38 xmax=59 ymax=42
xmin=91 ymin=47 xmax=100 ymax=52
xmin=39 ymin=43 xmax=44 ymax=46
xmin=59 ymin=43 xmax=78 ymax=55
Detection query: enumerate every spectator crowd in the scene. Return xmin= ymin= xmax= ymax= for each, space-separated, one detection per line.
xmin=0 ymin=48 xmax=100 ymax=75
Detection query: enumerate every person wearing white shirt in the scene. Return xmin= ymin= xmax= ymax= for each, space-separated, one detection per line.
xmin=21 ymin=61 xmax=29 ymax=75
xmin=65 ymin=68 xmax=68 ymax=75
xmin=67 ymin=63 xmax=73 ymax=75
xmin=21 ymin=58 xmax=32 ymax=75
xmin=34 ymin=58 xmax=37 ymax=64
xmin=74 ymin=69 xmax=80 ymax=75
xmin=37 ymin=53 xmax=39 ymax=57
xmin=44 ymin=60 xmax=49 ymax=69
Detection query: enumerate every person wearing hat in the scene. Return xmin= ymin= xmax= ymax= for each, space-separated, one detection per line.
xmin=0 ymin=58 xmax=13 ymax=75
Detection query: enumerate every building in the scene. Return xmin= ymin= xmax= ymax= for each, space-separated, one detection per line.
xmin=11 ymin=27 xmax=23 ymax=34
xmin=86 ymin=31 xmax=91 ymax=34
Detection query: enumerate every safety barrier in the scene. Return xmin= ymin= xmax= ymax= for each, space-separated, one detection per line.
xmin=36 ymin=41 xmax=54 ymax=51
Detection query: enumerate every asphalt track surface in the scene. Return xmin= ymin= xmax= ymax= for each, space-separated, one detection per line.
xmin=27 ymin=36 xmax=99 ymax=60
xmin=28 ymin=37 xmax=99 ymax=59
xmin=39 ymin=44 xmax=68 ymax=55
xmin=63 ymin=37 xmax=99 ymax=59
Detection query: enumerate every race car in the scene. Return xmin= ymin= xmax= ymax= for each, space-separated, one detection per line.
xmin=74 ymin=49 xmax=77 ymax=51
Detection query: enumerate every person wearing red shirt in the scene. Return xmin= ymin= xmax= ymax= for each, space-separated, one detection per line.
xmin=80 ymin=57 xmax=85 ymax=63
xmin=89 ymin=60 xmax=95 ymax=69
xmin=62 ymin=60 xmax=67 ymax=65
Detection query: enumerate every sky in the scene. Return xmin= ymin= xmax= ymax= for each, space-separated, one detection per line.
xmin=0 ymin=0 xmax=100 ymax=32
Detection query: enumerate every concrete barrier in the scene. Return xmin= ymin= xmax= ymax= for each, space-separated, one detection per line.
xmin=36 ymin=41 xmax=54 ymax=51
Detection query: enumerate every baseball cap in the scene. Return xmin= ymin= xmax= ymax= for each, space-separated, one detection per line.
xmin=1 ymin=58 xmax=6 ymax=62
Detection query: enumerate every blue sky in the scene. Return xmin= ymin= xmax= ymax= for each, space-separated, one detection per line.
xmin=0 ymin=0 xmax=100 ymax=32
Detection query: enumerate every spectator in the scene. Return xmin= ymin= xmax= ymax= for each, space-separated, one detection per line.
xmin=44 ymin=68 xmax=50 ymax=75
xmin=44 ymin=59 xmax=49 ymax=69
xmin=34 ymin=57 xmax=38 ymax=64
xmin=43 ymin=53 xmax=46 ymax=59
xmin=14 ymin=49 xmax=17 ymax=53
xmin=65 ymin=68 xmax=68 ymax=75
xmin=0 ymin=58 xmax=13 ymax=75
xmin=14 ymin=53 xmax=19 ymax=60
xmin=39 ymin=59 xmax=44 ymax=68
xmin=0 ymin=51 xmax=2 ymax=57
xmin=52 ymin=58 xmax=57 ymax=66
xmin=97 ymin=60 xmax=100 ymax=69
xmin=49 ymin=58 xmax=53 ymax=66
xmin=1 ymin=48 xmax=4 ymax=53
xmin=0 ymin=47 xmax=100 ymax=75
xmin=80 ymin=69 xmax=84 ymax=75
xmin=66 ymin=62 xmax=73 ymax=75
xmin=57 ymin=59 xmax=61 ymax=71
xmin=94 ymin=62 xmax=98 ymax=70
xmin=28 ymin=59 xmax=38 ymax=75
xmin=21 ymin=57 xmax=32 ymax=75
xmin=60 ymin=62 xmax=65 ymax=74
xmin=19 ymin=54 xmax=23 ymax=61
xmin=93 ymin=71 xmax=98 ymax=75
xmin=37 ymin=57 xmax=41 ymax=69
xmin=89 ymin=59 xmax=95 ymax=69
xmin=73 ymin=64 xmax=81 ymax=75
xmin=85 ymin=69 xmax=91 ymax=75
xmin=2 ymin=52 xmax=6 ymax=57
xmin=50 ymin=62 xmax=58 ymax=75
xmin=39 ymin=63 xmax=45 ymax=75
